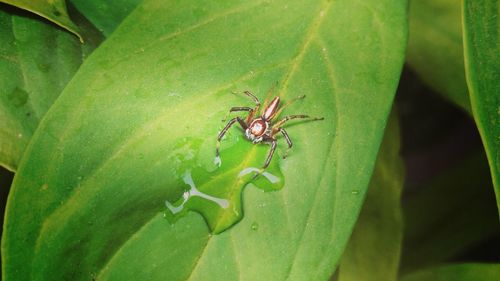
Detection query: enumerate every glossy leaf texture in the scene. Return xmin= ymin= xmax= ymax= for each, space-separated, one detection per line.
xmin=407 ymin=0 xmax=471 ymax=112
xmin=0 ymin=0 xmax=82 ymax=41
xmin=462 ymin=0 xmax=500 ymax=214
xmin=70 ymin=0 xmax=142 ymax=37
xmin=2 ymin=0 xmax=407 ymax=280
xmin=402 ymin=263 xmax=500 ymax=281
xmin=338 ymin=111 xmax=404 ymax=281
xmin=0 ymin=5 xmax=99 ymax=171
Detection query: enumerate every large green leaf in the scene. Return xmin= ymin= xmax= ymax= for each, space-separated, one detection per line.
xmin=400 ymin=150 xmax=500 ymax=274
xmin=70 ymin=0 xmax=142 ymax=37
xmin=407 ymin=0 xmax=471 ymax=112
xmin=0 ymin=0 xmax=82 ymax=41
xmin=402 ymin=263 xmax=500 ymax=281
xmin=338 ymin=111 xmax=404 ymax=281
xmin=0 ymin=5 xmax=99 ymax=172
xmin=2 ymin=0 xmax=407 ymax=280
xmin=462 ymin=0 xmax=500 ymax=214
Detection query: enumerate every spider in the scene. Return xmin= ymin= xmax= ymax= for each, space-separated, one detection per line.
xmin=216 ymin=90 xmax=324 ymax=169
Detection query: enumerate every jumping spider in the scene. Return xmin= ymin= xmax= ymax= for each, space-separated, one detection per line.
xmin=216 ymin=90 xmax=324 ymax=169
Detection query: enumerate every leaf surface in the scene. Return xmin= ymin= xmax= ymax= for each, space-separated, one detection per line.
xmin=0 ymin=0 xmax=82 ymax=41
xmin=462 ymin=0 xmax=500 ymax=215
xmin=2 ymin=0 xmax=407 ymax=280
xmin=402 ymin=263 xmax=500 ymax=281
xmin=0 ymin=5 xmax=98 ymax=171
xmin=407 ymin=0 xmax=471 ymax=112
xmin=70 ymin=0 xmax=142 ymax=37
xmin=338 ymin=111 xmax=404 ymax=281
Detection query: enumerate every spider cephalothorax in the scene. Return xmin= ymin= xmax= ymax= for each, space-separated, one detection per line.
xmin=216 ymin=90 xmax=323 ymax=169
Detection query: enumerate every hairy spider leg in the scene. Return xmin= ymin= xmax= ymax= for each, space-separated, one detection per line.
xmin=222 ymin=107 xmax=252 ymax=121
xmin=262 ymin=136 xmax=278 ymax=169
xmin=222 ymin=91 xmax=260 ymax=122
xmin=242 ymin=91 xmax=261 ymax=123
xmin=274 ymin=95 xmax=306 ymax=118
xmin=278 ymin=128 xmax=293 ymax=159
xmin=216 ymin=117 xmax=247 ymax=158
xmin=273 ymin=114 xmax=324 ymax=129
xmin=260 ymin=82 xmax=278 ymax=115
xmin=270 ymin=115 xmax=323 ymax=159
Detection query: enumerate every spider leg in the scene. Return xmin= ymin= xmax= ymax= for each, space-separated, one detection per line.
xmin=230 ymin=91 xmax=261 ymax=123
xmin=263 ymin=137 xmax=277 ymax=169
xmin=243 ymin=91 xmax=261 ymax=123
xmin=277 ymin=128 xmax=293 ymax=159
xmin=222 ymin=106 xmax=253 ymax=121
xmin=273 ymin=114 xmax=324 ymax=128
xmin=243 ymin=91 xmax=261 ymax=107
xmin=216 ymin=117 xmax=247 ymax=158
xmin=274 ymin=95 xmax=306 ymax=118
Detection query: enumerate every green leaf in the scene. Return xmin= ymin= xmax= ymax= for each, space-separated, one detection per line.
xmin=407 ymin=0 xmax=471 ymax=112
xmin=400 ymin=151 xmax=500 ymax=274
xmin=0 ymin=0 xmax=82 ymax=41
xmin=338 ymin=110 xmax=404 ymax=281
xmin=70 ymin=0 xmax=142 ymax=37
xmin=0 ymin=6 xmax=100 ymax=172
xmin=401 ymin=263 xmax=500 ymax=281
xmin=462 ymin=0 xmax=500 ymax=215
xmin=2 ymin=0 xmax=407 ymax=280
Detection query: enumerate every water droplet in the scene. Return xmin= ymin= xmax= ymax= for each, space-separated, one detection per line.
xmin=213 ymin=155 xmax=222 ymax=167
xmin=164 ymin=137 xmax=284 ymax=233
xmin=165 ymin=170 xmax=229 ymax=214
xmin=8 ymin=87 xmax=29 ymax=107
xmin=351 ymin=190 xmax=359 ymax=195
xmin=251 ymin=222 xmax=259 ymax=230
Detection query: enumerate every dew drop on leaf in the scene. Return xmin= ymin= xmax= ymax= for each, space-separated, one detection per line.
xmin=251 ymin=222 xmax=259 ymax=230
xmin=164 ymin=137 xmax=284 ymax=234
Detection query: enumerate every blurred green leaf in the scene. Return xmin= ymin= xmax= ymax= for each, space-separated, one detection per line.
xmin=407 ymin=0 xmax=471 ymax=112
xmin=2 ymin=0 xmax=407 ymax=280
xmin=402 ymin=263 xmax=500 ymax=281
xmin=0 ymin=5 xmax=100 ymax=171
xmin=400 ymin=150 xmax=500 ymax=273
xmin=462 ymin=0 xmax=500 ymax=215
xmin=338 ymin=111 xmax=404 ymax=281
xmin=70 ymin=0 xmax=141 ymax=37
xmin=0 ymin=0 xmax=82 ymax=41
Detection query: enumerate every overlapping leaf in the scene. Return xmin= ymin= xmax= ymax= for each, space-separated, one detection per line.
xmin=70 ymin=0 xmax=142 ymax=37
xmin=0 ymin=5 xmax=98 ymax=171
xmin=2 ymin=0 xmax=406 ymax=280
xmin=338 ymin=111 xmax=404 ymax=281
xmin=0 ymin=0 xmax=82 ymax=41
xmin=463 ymin=0 xmax=500 ymax=214
xmin=407 ymin=0 xmax=471 ymax=112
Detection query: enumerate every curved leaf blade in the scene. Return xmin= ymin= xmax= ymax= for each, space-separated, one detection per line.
xmin=462 ymin=0 xmax=500 ymax=214
xmin=338 ymin=111 xmax=404 ymax=281
xmin=3 ymin=0 xmax=407 ymax=280
xmin=0 ymin=6 xmax=98 ymax=171
xmin=70 ymin=0 xmax=142 ymax=37
xmin=0 ymin=0 xmax=82 ymax=41
xmin=407 ymin=0 xmax=471 ymax=112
